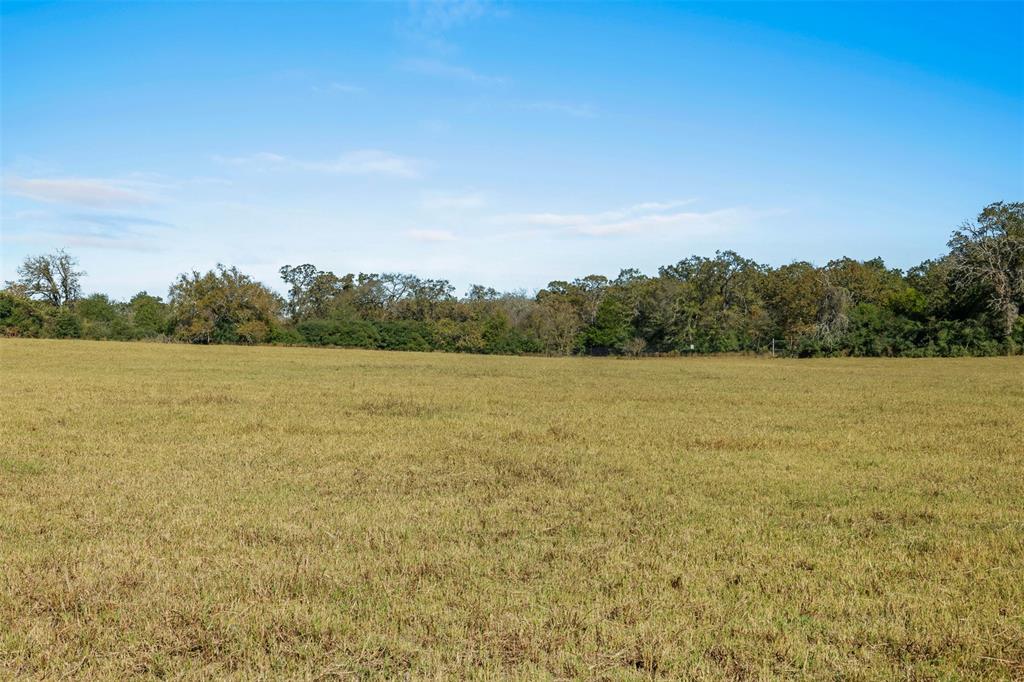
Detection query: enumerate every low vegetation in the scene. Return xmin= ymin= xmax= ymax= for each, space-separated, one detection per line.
xmin=1 ymin=339 xmax=1021 ymax=678
xmin=2 ymin=202 xmax=1023 ymax=356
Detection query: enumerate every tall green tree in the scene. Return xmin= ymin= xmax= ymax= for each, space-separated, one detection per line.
xmin=169 ymin=265 xmax=283 ymax=343
xmin=130 ymin=292 xmax=169 ymax=337
xmin=279 ymin=264 xmax=352 ymax=322
xmin=948 ymin=201 xmax=1024 ymax=345
xmin=12 ymin=249 xmax=84 ymax=307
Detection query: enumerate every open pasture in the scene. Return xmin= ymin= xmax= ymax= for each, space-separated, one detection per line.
xmin=1 ymin=339 xmax=1022 ymax=679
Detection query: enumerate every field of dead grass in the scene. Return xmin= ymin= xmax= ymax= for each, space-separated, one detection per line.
xmin=1 ymin=339 xmax=1021 ymax=679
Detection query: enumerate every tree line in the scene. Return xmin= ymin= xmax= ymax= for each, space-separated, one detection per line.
xmin=2 ymin=202 xmax=1022 ymax=357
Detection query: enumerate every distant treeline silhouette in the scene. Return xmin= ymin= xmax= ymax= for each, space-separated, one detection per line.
xmin=3 ymin=202 xmax=1022 ymax=357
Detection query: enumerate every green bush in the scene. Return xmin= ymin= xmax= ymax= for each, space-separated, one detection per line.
xmin=52 ymin=309 xmax=83 ymax=339
xmin=268 ymin=326 xmax=304 ymax=345
xmin=297 ymin=318 xmax=380 ymax=348
xmin=375 ymin=320 xmax=432 ymax=352
xmin=129 ymin=292 xmax=169 ymax=338
xmin=0 ymin=292 xmax=51 ymax=337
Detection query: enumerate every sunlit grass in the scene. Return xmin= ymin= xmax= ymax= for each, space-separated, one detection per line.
xmin=1 ymin=339 xmax=1021 ymax=679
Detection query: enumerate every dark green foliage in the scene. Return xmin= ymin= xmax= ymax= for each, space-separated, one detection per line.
xmin=78 ymin=294 xmax=134 ymax=340
xmin=1 ymin=287 xmax=170 ymax=342
xmin=581 ymin=296 xmax=632 ymax=354
xmin=52 ymin=309 xmax=82 ymax=339
xmin=0 ymin=292 xmax=51 ymax=337
xmin=297 ymin=318 xmax=380 ymax=348
xmin=268 ymin=326 xmax=304 ymax=345
xmin=486 ymin=328 xmax=544 ymax=355
xmin=375 ymin=320 xmax=433 ymax=352
xmin=129 ymin=292 xmax=169 ymax=338
xmin=843 ymin=304 xmax=922 ymax=357
xmin=77 ymin=294 xmax=119 ymax=324
xmin=928 ymin=319 xmax=1006 ymax=357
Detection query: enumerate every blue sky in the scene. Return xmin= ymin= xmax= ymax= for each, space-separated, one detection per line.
xmin=2 ymin=1 xmax=1022 ymax=299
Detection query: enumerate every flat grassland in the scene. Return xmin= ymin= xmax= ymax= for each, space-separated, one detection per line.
xmin=1 ymin=339 xmax=1021 ymax=679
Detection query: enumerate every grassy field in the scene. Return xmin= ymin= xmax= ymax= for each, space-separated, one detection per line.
xmin=1 ymin=339 xmax=1021 ymax=679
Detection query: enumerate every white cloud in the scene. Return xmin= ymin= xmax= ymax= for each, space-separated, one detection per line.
xmin=512 ymin=200 xmax=694 ymax=229
xmin=214 ymin=150 xmax=423 ymax=179
xmin=318 ymin=151 xmax=422 ymax=178
xmin=421 ymin=191 xmax=487 ymax=210
xmin=401 ymin=0 xmax=500 ymax=52
xmin=8 ymin=209 xmax=49 ymax=221
xmin=497 ymin=200 xmax=776 ymax=237
xmin=60 ymin=234 xmax=164 ymax=252
xmin=183 ymin=176 xmax=234 ymax=187
xmin=408 ymin=0 xmax=490 ymax=33
xmin=312 ymin=82 xmax=365 ymax=94
xmin=402 ymin=58 xmax=503 ymax=84
xmin=2 ymin=219 xmax=167 ymax=252
xmin=68 ymin=213 xmax=173 ymax=230
xmin=421 ymin=119 xmax=453 ymax=136
xmin=523 ymin=100 xmax=597 ymax=118
xmin=406 ymin=228 xmax=457 ymax=242
xmin=573 ymin=208 xmax=741 ymax=236
xmin=3 ymin=175 xmax=157 ymax=207
xmin=214 ymin=152 xmax=286 ymax=166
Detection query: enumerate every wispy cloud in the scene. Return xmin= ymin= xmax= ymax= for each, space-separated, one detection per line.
xmin=408 ymin=0 xmax=491 ymax=33
xmin=406 ymin=228 xmax=457 ymax=242
xmin=3 ymin=175 xmax=158 ymax=207
xmin=512 ymin=200 xmax=694 ymax=228
xmin=522 ymin=100 xmax=597 ymax=118
xmin=214 ymin=150 xmax=424 ymax=179
xmin=497 ymin=200 xmax=775 ymax=237
xmin=402 ymin=57 xmax=503 ymax=84
xmin=421 ymin=190 xmax=487 ymax=210
xmin=7 ymin=209 xmax=50 ymax=221
xmin=60 ymin=234 xmax=165 ymax=252
xmin=0 ymin=230 xmax=163 ymax=253
xmin=402 ymin=0 xmax=499 ymax=52
xmin=2 ymin=208 xmax=171 ymax=252
xmin=421 ymin=119 xmax=453 ymax=136
xmin=312 ymin=82 xmax=365 ymax=95
xmin=183 ymin=176 xmax=234 ymax=187
xmin=68 ymin=213 xmax=174 ymax=230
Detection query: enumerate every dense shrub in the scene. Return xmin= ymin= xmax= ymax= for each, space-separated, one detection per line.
xmin=0 ymin=292 xmax=51 ymax=337
xmin=375 ymin=320 xmax=432 ymax=352
xmin=52 ymin=309 xmax=83 ymax=339
xmin=297 ymin=318 xmax=380 ymax=348
xmin=268 ymin=326 xmax=304 ymax=345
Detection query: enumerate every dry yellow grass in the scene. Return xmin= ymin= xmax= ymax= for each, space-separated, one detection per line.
xmin=1 ymin=338 xmax=1022 ymax=679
